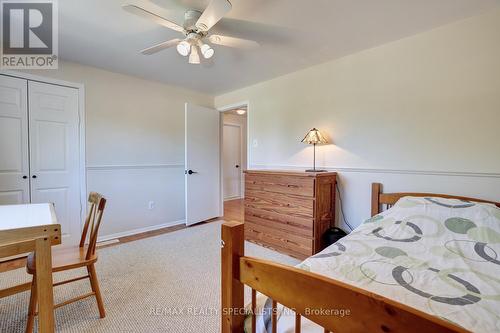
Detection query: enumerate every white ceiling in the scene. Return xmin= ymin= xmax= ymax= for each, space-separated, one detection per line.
xmin=59 ymin=0 xmax=500 ymax=94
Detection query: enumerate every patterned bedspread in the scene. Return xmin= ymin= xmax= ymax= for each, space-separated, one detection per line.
xmin=246 ymin=196 xmax=500 ymax=333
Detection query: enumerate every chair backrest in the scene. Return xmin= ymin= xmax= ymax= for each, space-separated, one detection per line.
xmin=79 ymin=192 xmax=107 ymax=260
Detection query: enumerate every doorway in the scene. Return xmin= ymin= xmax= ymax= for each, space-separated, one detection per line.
xmin=221 ymin=107 xmax=247 ymax=201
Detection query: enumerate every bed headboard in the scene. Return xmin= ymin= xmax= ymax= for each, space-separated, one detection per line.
xmin=371 ymin=182 xmax=500 ymax=216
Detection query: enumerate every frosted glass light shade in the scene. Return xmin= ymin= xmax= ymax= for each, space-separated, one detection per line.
xmin=189 ymin=46 xmax=201 ymax=64
xmin=200 ymin=43 xmax=214 ymax=59
xmin=177 ymin=41 xmax=190 ymax=56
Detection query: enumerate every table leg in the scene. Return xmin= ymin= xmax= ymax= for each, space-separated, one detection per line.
xmin=35 ymin=237 xmax=55 ymax=333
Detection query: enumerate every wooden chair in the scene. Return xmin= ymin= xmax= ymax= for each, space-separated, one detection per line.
xmin=25 ymin=192 xmax=107 ymax=332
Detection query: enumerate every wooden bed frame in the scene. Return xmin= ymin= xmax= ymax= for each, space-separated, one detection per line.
xmin=371 ymin=182 xmax=500 ymax=216
xmin=221 ymin=183 xmax=500 ymax=333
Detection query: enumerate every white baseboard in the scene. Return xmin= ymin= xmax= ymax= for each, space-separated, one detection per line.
xmin=97 ymin=220 xmax=185 ymax=243
xmin=97 ymin=239 xmax=120 ymax=247
xmin=224 ymin=196 xmax=242 ymax=201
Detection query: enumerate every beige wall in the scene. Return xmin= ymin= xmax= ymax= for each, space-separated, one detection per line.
xmin=215 ymin=9 xmax=500 ymax=229
xmin=26 ymin=61 xmax=213 ymax=238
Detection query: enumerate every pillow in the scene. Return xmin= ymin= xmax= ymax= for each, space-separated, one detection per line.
xmin=364 ymin=196 xmax=500 ymax=243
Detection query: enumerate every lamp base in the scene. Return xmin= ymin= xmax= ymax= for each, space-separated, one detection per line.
xmin=305 ymin=169 xmax=328 ymax=173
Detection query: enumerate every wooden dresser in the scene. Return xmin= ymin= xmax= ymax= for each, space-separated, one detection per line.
xmin=244 ymin=170 xmax=337 ymax=259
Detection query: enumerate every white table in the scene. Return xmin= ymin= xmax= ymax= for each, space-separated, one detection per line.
xmin=0 ymin=203 xmax=61 ymax=333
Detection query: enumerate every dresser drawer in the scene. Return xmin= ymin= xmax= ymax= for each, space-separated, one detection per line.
xmin=245 ymin=190 xmax=313 ymax=219
xmin=245 ymin=174 xmax=314 ymax=197
xmin=244 ymin=222 xmax=313 ymax=258
xmin=245 ymin=206 xmax=313 ymax=238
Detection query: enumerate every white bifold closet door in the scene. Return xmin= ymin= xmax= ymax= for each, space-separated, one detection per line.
xmin=28 ymin=81 xmax=81 ymax=245
xmin=0 ymin=75 xmax=82 ymax=245
xmin=0 ymin=76 xmax=30 ymax=204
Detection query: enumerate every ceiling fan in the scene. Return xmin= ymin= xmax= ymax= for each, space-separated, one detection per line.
xmin=123 ymin=0 xmax=259 ymax=64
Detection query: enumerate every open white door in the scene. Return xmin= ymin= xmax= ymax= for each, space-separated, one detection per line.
xmin=185 ymin=103 xmax=221 ymax=226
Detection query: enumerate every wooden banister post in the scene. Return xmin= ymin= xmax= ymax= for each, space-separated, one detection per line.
xmin=371 ymin=183 xmax=382 ymax=216
xmin=221 ymin=222 xmax=245 ymax=333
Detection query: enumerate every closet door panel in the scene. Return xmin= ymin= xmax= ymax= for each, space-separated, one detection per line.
xmin=0 ymin=75 xmax=29 ymax=204
xmin=28 ymin=81 xmax=81 ymax=245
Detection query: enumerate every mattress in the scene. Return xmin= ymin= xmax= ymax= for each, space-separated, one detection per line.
xmin=246 ymin=196 xmax=500 ymax=333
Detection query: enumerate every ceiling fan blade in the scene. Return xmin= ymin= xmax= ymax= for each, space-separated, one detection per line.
xmin=141 ymin=39 xmax=182 ymax=55
xmin=123 ymin=4 xmax=184 ymax=32
xmin=195 ymin=0 xmax=232 ymax=32
xmin=208 ymin=35 xmax=259 ymax=49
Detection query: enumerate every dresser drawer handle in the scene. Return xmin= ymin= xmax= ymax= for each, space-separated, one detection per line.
xmin=287 ymin=184 xmax=299 ymax=188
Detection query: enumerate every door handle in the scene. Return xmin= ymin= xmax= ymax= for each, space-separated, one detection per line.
xmin=32 ymin=175 xmax=37 ymax=179
xmin=22 ymin=175 xmax=28 ymax=179
xmin=186 ymin=170 xmax=197 ymax=175
xmin=235 ymin=165 xmax=240 ymax=168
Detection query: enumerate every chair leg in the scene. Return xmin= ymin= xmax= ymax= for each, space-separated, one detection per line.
xmin=87 ymin=264 xmax=105 ymax=318
xmin=25 ymin=277 xmax=37 ymax=333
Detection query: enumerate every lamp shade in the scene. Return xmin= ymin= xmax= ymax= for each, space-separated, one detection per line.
xmin=301 ymin=128 xmax=327 ymax=145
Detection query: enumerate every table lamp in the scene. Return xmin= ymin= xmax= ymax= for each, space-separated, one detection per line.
xmin=301 ymin=128 xmax=328 ymax=172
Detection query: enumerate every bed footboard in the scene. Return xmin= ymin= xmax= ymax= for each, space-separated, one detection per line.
xmin=221 ymin=222 xmax=467 ymax=333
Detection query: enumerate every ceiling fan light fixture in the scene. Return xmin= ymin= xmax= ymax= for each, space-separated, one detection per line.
xmin=188 ymin=46 xmax=201 ymax=64
xmin=176 ymin=40 xmax=191 ymax=57
xmin=124 ymin=2 xmax=259 ymax=63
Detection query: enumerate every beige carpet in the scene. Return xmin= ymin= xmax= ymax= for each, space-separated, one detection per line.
xmin=0 ymin=221 xmax=299 ymax=332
